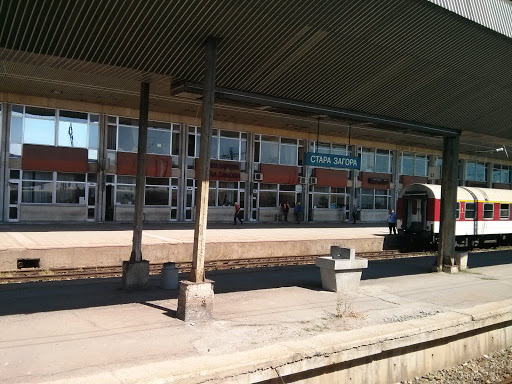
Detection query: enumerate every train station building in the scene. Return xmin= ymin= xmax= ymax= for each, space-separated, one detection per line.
xmin=0 ymin=0 xmax=511 ymax=226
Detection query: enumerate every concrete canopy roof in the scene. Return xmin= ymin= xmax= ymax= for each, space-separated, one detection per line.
xmin=0 ymin=0 xmax=511 ymax=155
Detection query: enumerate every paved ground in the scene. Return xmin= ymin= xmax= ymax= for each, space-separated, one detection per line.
xmin=0 ymin=250 xmax=511 ymax=383
xmin=0 ymin=222 xmax=389 ymax=251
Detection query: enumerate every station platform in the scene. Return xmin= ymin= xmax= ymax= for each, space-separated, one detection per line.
xmin=1 ymin=250 xmax=511 ymax=383
xmin=0 ymin=222 xmax=389 ymax=271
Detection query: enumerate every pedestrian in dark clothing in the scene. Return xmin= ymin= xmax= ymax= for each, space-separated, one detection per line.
xmin=282 ymin=201 xmax=290 ymax=222
xmin=388 ymin=209 xmax=397 ymax=235
xmin=352 ymin=206 xmax=358 ymax=224
xmin=294 ymin=202 xmax=303 ymax=224
xmin=234 ymin=202 xmax=243 ymax=225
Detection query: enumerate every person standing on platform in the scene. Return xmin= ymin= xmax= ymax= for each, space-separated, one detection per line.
xmin=388 ymin=209 xmax=397 ymax=235
xmin=234 ymin=202 xmax=243 ymax=225
xmin=341 ymin=204 xmax=347 ymax=223
xmin=282 ymin=201 xmax=290 ymax=222
xmin=294 ymin=202 xmax=303 ymax=224
xmin=352 ymin=205 xmax=358 ymax=224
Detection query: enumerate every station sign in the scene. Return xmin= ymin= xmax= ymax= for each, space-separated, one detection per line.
xmin=304 ymin=152 xmax=360 ymax=170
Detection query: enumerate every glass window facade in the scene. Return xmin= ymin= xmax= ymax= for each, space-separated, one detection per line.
xmin=400 ymin=152 xmax=428 ymax=177
xmin=466 ymin=161 xmax=487 ymax=182
xmin=360 ymin=148 xmax=392 ymax=173
xmin=359 ymin=188 xmax=391 ymax=210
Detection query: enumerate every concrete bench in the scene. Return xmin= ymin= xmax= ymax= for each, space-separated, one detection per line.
xmin=315 ymin=246 xmax=368 ymax=292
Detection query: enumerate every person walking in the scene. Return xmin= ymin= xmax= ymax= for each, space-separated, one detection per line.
xmin=234 ymin=202 xmax=243 ymax=225
xmin=294 ymin=202 xmax=303 ymax=224
xmin=388 ymin=209 xmax=397 ymax=235
xmin=352 ymin=205 xmax=358 ymax=224
xmin=282 ymin=201 xmax=290 ymax=222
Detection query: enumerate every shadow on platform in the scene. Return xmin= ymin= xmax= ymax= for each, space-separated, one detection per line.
xmin=0 ymin=251 xmax=510 ymax=317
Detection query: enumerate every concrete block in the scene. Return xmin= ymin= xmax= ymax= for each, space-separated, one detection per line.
xmin=122 ymin=260 xmax=149 ymax=290
xmin=455 ymin=252 xmax=468 ymax=270
xmin=160 ymin=262 xmax=179 ymax=290
xmin=316 ymin=253 xmax=368 ymax=292
xmin=330 ymin=246 xmax=355 ymax=260
xmin=442 ymin=264 xmax=459 ymax=274
xmin=177 ymin=280 xmax=214 ymax=322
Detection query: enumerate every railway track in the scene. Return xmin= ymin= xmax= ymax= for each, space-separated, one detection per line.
xmin=0 ymin=250 xmax=435 ymax=284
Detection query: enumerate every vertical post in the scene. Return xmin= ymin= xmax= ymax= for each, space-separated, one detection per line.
xmin=0 ymin=103 xmax=8 ymax=222
xmin=130 ymin=82 xmax=150 ymax=262
xmin=190 ymin=37 xmax=217 ymax=283
xmin=437 ymin=135 xmax=460 ymax=271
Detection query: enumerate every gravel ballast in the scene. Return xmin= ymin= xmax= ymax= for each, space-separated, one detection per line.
xmin=402 ymin=346 xmax=512 ymax=383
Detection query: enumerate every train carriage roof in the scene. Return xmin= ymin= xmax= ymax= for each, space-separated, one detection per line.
xmin=399 ymin=184 xmax=512 ymax=203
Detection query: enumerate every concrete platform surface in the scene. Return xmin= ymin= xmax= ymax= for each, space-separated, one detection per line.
xmin=0 ymin=223 xmax=389 ymax=271
xmin=0 ymin=251 xmax=511 ymax=383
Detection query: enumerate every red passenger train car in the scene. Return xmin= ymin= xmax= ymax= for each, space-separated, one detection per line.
xmin=397 ymin=184 xmax=512 ymax=247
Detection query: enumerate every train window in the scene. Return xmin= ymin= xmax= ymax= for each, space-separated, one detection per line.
xmin=465 ymin=203 xmax=475 ymax=219
xmin=500 ymin=204 xmax=510 ymax=219
xmin=483 ymin=203 xmax=494 ymax=220
xmin=455 ymin=202 xmax=460 ymax=219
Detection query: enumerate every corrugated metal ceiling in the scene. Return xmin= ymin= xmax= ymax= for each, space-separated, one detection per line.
xmin=0 ymin=0 xmax=511 ymax=141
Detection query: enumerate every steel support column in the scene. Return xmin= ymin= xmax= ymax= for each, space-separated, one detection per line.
xmin=190 ymin=38 xmax=217 ymax=283
xmin=130 ymin=82 xmax=150 ymax=262
xmin=437 ymin=135 xmax=460 ymax=271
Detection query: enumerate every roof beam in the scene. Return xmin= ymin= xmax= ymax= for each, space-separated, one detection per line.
xmin=171 ymin=80 xmax=461 ymax=137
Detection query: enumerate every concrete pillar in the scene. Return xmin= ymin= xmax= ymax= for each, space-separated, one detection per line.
xmin=190 ymin=37 xmax=217 ymax=282
xmin=392 ymin=150 xmax=400 ymax=210
xmin=350 ymin=145 xmax=359 ymax=211
xmin=178 ymin=124 xmax=189 ymax=222
xmin=246 ymin=132 xmax=255 ymax=221
xmin=178 ymin=37 xmax=217 ymax=322
xmin=98 ymin=113 xmax=108 ymax=222
xmin=437 ymin=135 xmax=460 ymax=272
xmin=122 ymin=82 xmax=150 ymax=290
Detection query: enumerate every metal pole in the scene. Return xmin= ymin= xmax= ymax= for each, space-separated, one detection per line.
xmin=437 ymin=135 xmax=460 ymax=271
xmin=190 ymin=37 xmax=217 ymax=282
xmin=130 ymin=82 xmax=150 ymax=262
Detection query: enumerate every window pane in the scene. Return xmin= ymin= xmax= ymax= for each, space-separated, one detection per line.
xmin=260 ymin=141 xmax=279 ymax=164
xmin=145 ymin=186 xmax=169 ymax=205
xmin=375 ymin=151 xmax=390 ymax=173
xmin=331 ymin=194 xmax=345 ymax=208
xmin=313 ymin=194 xmax=329 ymax=208
xmin=107 ymin=124 xmax=117 ymax=150
xmin=147 ymin=129 xmax=170 ymax=155
xmin=188 ymin=134 xmax=196 ymax=157
xmin=361 ymin=194 xmax=374 ymax=209
xmin=375 ymin=196 xmax=388 ymax=209
xmin=414 ymin=156 xmax=428 ymax=177
xmin=279 ymin=192 xmax=295 ymax=207
xmin=58 ymin=120 xmax=88 ymax=147
xmin=476 ymin=163 xmax=486 ymax=181
xmin=280 ymin=144 xmax=297 ymax=165
xmin=89 ymin=123 xmax=99 ymax=149
xmin=317 ymin=142 xmax=330 ymax=154
xmin=259 ymin=191 xmax=277 ymax=207
xmin=466 ymin=162 xmax=476 ymax=181
xmin=117 ymin=176 xmax=136 ymax=184
xmin=218 ymin=189 xmax=236 ymax=206
xmin=401 ymin=154 xmax=414 ymax=175
xmin=57 ymin=173 xmax=85 ymax=182
xmin=56 ymin=183 xmax=85 ymax=203
xmin=172 ymin=131 xmax=180 ymax=156
xmin=24 ymin=118 xmax=55 ymax=145
xmin=22 ymin=181 xmax=52 ymax=203
xmin=483 ymin=203 xmax=494 ymax=219
xmin=259 ymin=183 xmax=277 ymax=190
xmin=116 ymin=185 xmax=135 ymax=205
xmin=502 ymin=169 xmax=510 ymax=184
xmin=219 ymin=137 xmax=239 ymax=161
xmin=208 ymin=188 xmax=216 ymax=206
xmin=146 ymin=177 xmax=169 ymax=186
xmin=465 ymin=203 xmax=475 ymax=219
xmin=500 ymin=204 xmax=509 ymax=219
xmin=331 ymin=145 xmax=347 ymax=156
xmin=23 ymin=171 xmax=53 ymax=180
xmin=240 ymin=139 xmax=247 ymax=162
xmin=361 ymin=150 xmax=375 ymax=172
xmin=118 ymin=126 xmax=138 ymax=152
xmin=10 ymin=116 xmax=23 ymax=143
xmin=493 ymin=167 xmax=501 ymax=183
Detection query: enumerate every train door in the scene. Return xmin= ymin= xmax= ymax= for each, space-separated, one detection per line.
xmin=406 ymin=197 xmax=425 ymax=232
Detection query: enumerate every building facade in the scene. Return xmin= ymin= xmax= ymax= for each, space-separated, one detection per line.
xmin=1 ymin=100 xmax=511 ymax=224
